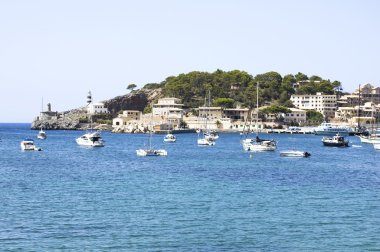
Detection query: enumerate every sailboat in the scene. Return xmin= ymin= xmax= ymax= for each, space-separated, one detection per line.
xmin=197 ymin=91 xmax=215 ymax=146
xmin=358 ymin=103 xmax=380 ymax=143
xmin=37 ymin=98 xmax=47 ymax=139
xmin=163 ymin=120 xmax=176 ymax=143
xmin=137 ymin=115 xmax=167 ymax=156
xmin=242 ymin=82 xmax=276 ymax=151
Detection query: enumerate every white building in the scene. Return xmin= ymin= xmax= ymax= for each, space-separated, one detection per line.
xmin=112 ymin=110 xmax=141 ymax=128
xmin=290 ymin=92 xmax=337 ymax=118
xmin=283 ymin=108 xmax=307 ymax=125
xmin=152 ymin=98 xmax=184 ymax=119
xmin=87 ymin=102 xmax=109 ymax=115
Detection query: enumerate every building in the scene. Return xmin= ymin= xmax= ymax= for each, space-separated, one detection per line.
xmin=198 ymin=107 xmax=223 ymax=120
xmin=292 ymin=80 xmax=321 ymax=90
xmin=352 ymin=84 xmax=380 ymax=104
xmin=152 ymin=98 xmax=184 ymax=118
xmin=283 ymin=108 xmax=307 ymax=125
xmin=223 ymin=108 xmax=249 ymax=121
xmin=112 ymin=110 xmax=142 ymax=128
xmin=38 ymin=103 xmax=58 ymax=120
xmin=337 ymin=94 xmax=360 ymax=108
xmin=87 ymin=102 xmax=109 ymax=115
xmin=290 ymin=92 xmax=337 ymax=118
xmin=335 ymin=102 xmax=379 ymax=125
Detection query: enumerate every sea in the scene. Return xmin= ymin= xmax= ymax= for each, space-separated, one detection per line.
xmin=0 ymin=123 xmax=379 ymax=251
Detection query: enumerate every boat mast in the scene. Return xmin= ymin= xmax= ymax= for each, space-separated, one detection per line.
xmin=357 ymin=84 xmax=361 ymax=130
xmin=256 ymin=82 xmax=259 ymax=136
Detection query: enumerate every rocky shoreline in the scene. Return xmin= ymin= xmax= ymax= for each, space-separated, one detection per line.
xmin=31 ymin=88 xmax=162 ymax=130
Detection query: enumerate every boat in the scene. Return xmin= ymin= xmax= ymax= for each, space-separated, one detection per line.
xmin=314 ymin=122 xmax=351 ymax=136
xmin=373 ymin=143 xmax=380 ymax=150
xmin=358 ymin=104 xmax=380 ymax=143
xmin=204 ymin=130 xmax=219 ymax=141
xmin=241 ymin=82 xmax=276 ymax=152
xmin=37 ymin=127 xmax=47 ymax=140
xmin=280 ymin=150 xmax=311 ymax=157
xmin=20 ymin=138 xmax=42 ymax=151
xmin=76 ymin=131 xmax=105 ymax=147
xmin=322 ymin=134 xmax=349 ymax=147
xmin=164 ymin=133 xmax=176 ymax=143
xmin=137 ymin=118 xmax=167 ymax=156
xmin=198 ymin=91 xmax=216 ymax=146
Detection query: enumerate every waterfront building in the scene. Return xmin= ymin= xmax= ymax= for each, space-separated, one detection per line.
xmin=352 ymin=84 xmax=380 ymax=104
xmin=112 ymin=110 xmax=142 ymax=128
xmin=198 ymin=106 xmax=223 ymax=120
xmin=152 ymin=98 xmax=184 ymax=118
xmin=335 ymin=102 xmax=379 ymax=125
xmin=223 ymin=108 xmax=249 ymax=121
xmin=283 ymin=108 xmax=307 ymax=125
xmin=290 ymin=92 xmax=337 ymax=119
xmin=38 ymin=103 xmax=58 ymax=120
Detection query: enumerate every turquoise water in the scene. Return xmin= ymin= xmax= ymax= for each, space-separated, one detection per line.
xmin=0 ymin=123 xmax=379 ymax=251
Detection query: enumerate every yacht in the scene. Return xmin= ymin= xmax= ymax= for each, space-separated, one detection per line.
xmin=242 ymin=136 xmax=277 ymax=152
xmin=20 ymin=138 xmax=42 ymax=151
xmin=164 ymin=133 xmax=176 ymax=143
xmin=322 ymin=134 xmax=349 ymax=147
xmin=37 ymin=127 xmax=47 ymax=140
xmin=314 ymin=122 xmax=351 ymax=136
xmin=197 ymin=137 xmax=215 ymax=146
xmin=76 ymin=131 xmax=104 ymax=147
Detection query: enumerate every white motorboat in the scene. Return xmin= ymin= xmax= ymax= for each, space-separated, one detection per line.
xmin=322 ymin=134 xmax=349 ymax=147
xmin=314 ymin=122 xmax=351 ymax=136
xmin=20 ymin=138 xmax=42 ymax=151
xmin=76 ymin=131 xmax=104 ymax=147
xmin=37 ymin=128 xmax=47 ymax=140
xmin=242 ymin=137 xmax=277 ymax=152
xmin=197 ymin=138 xmax=215 ymax=146
xmin=280 ymin=150 xmax=311 ymax=157
xmin=373 ymin=143 xmax=380 ymax=150
xmin=358 ymin=135 xmax=380 ymax=144
xmin=164 ymin=133 xmax=176 ymax=143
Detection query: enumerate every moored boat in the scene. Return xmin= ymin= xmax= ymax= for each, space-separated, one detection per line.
xmin=164 ymin=133 xmax=176 ymax=143
xmin=322 ymin=134 xmax=349 ymax=147
xmin=76 ymin=131 xmax=104 ymax=147
xmin=20 ymin=138 xmax=42 ymax=151
xmin=280 ymin=150 xmax=311 ymax=157
xmin=37 ymin=128 xmax=47 ymax=140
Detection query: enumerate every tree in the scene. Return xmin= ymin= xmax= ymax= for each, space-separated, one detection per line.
xmin=260 ymin=105 xmax=291 ymax=123
xmin=143 ymin=105 xmax=152 ymax=114
xmin=306 ymin=110 xmax=324 ymax=125
xmin=213 ymin=98 xmax=234 ymax=108
xmin=295 ymin=72 xmax=308 ymax=82
xmin=127 ymin=84 xmax=137 ymax=92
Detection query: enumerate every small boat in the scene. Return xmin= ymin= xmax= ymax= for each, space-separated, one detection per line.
xmin=37 ymin=127 xmax=47 ymax=140
xmin=136 ymin=149 xmax=168 ymax=156
xmin=197 ymin=138 xmax=215 ymax=146
xmin=204 ymin=130 xmax=219 ymax=141
xmin=322 ymin=134 xmax=349 ymax=147
xmin=358 ymin=135 xmax=380 ymax=144
xmin=280 ymin=150 xmax=311 ymax=157
xmin=76 ymin=131 xmax=104 ymax=147
xmin=137 ymin=121 xmax=167 ymax=156
xmin=164 ymin=133 xmax=176 ymax=143
xmin=242 ymin=136 xmax=277 ymax=152
xmin=20 ymin=138 xmax=42 ymax=151
xmin=373 ymin=143 xmax=380 ymax=150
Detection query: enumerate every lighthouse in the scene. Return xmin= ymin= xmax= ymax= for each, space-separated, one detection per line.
xmin=87 ymin=90 xmax=92 ymax=105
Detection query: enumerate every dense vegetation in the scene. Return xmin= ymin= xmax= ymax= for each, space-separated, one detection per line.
xmin=143 ymin=69 xmax=342 ymax=109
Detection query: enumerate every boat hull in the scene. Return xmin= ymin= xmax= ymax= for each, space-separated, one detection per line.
xmin=280 ymin=151 xmax=311 ymax=157
xmin=136 ymin=149 xmax=167 ymax=156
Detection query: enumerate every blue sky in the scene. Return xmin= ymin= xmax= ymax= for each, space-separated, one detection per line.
xmin=1 ymin=0 xmax=379 ymax=122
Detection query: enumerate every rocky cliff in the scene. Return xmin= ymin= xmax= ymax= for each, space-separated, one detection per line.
xmin=31 ymin=88 xmax=163 ymax=130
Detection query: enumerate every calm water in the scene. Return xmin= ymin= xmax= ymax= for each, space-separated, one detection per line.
xmin=0 ymin=123 xmax=379 ymax=251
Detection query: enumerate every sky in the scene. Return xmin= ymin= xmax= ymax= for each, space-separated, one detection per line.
xmin=1 ymin=0 xmax=379 ymax=122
